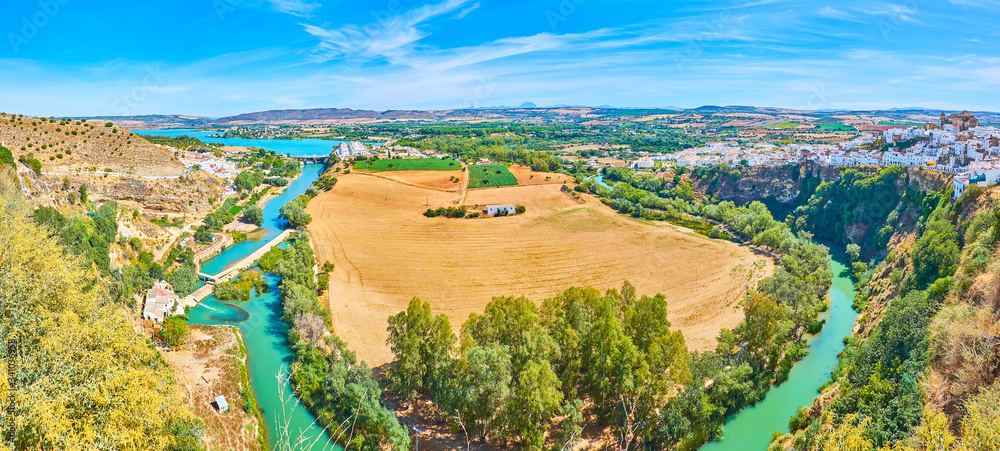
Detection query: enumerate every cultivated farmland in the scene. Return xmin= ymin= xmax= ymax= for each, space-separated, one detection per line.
xmin=816 ymin=124 xmax=856 ymax=131
xmin=354 ymin=158 xmax=461 ymax=171
xmin=469 ymin=164 xmax=518 ymax=188
xmin=305 ymin=173 xmax=773 ymax=365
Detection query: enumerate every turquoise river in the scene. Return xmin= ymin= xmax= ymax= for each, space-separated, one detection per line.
xmin=701 ymin=254 xmax=857 ymax=451
xmin=186 ymin=160 xmax=338 ymax=447
xmin=177 ymin=132 xmax=856 ymax=451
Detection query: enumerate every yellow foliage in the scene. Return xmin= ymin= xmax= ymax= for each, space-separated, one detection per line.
xmin=919 ymin=405 xmax=956 ymax=451
xmin=0 ymin=188 xmax=198 ymax=449
xmin=958 ymin=382 xmax=1000 ymax=451
xmin=820 ymin=414 xmax=875 ymax=451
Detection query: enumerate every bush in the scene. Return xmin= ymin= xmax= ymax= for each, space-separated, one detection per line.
xmin=161 ymin=316 xmax=190 ymax=348
xmin=515 ymin=205 xmax=526 ymax=214
xmin=317 ymin=273 xmax=329 ymax=292
xmin=424 ymin=205 xmax=467 ymax=219
xmin=243 ymin=205 xmax=263 ymax=226
xmin=0 ymin=145 xmax=13 ymax=168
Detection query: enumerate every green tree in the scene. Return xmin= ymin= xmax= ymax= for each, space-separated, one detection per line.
xmin=736 ymin=291 xmax=785 ymax=370
xmin=451 ymin=345 xmax=512 ymax=442
xmin=846 ymin=243 xmax=861 ymax=262
xmin=387 ymin=298 xmax=456 ymax=403
xmin=79 ymin=184 xmax=88 ymax=204
xmin=161 ymin=316 xmax=190 ymax=348
xmin=279 ymin=200 xmax=312 ymax=228
xmin=909 ymin=218 xmax=959 ymax=291
xmin=506 ymin=360 xmax=563 ymax=450
xmin=242 ymin=204 xmax=263 ymax=225
xmin=168 ymin=266 xmax=199 ymax=297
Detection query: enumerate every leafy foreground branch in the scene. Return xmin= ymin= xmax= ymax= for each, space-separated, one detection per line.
xmin=0 ymin=178 xmax=201 ymax=449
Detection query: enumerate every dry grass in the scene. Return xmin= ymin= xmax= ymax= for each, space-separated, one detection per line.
xmin=306 ymin=173 xmax=772 ymax=366
xmin=162 ymin=325 xmax=263 ymax=451
xmin=374 ymin=170 xmax=464 ymax=191
xmin=508 ymin=164 xmax=572 ymax=186
xmin=0 ymin=113 xmax=186 ymax=176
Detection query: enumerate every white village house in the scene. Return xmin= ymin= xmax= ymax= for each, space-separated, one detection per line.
xmin=143 ymin=280 xmax=183 ymax=324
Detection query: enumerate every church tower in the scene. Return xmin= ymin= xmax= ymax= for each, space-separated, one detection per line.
xmin=940 ymin=112 xmax=947 ymax=128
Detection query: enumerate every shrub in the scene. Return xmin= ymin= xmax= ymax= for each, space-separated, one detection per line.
xmin=161 ymin=316 xmax=190 ymax=348
xmin=317 ymin=273 xmax=330 ymax=292
xmin=515 ymin=205 xmax=526 ymax=214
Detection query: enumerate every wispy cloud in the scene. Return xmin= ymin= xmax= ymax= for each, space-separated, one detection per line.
xmin=303 ymin=0 xmax=475 ymax=62
xmin=269 ymin=0 xmax=321 ymax=17
xmin=819 ymin=6 xmax=868 ymax=23
xmin=454 ymin=2 xmax=480 ymax=19
xmin=859 ymin=3 xmax=924 ymax=24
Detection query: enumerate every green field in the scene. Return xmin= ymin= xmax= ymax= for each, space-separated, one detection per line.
xmin=354 ymin=158 xmax=461 ymax=171
xmin=469 ymin=164 xmax=518 ymax=188
xmin=228 ymin=205 xmax=244 ymax=215
xmin=767 ymin=121 xmax=799 ymax=129
xmin=816 ymin=124 xmax=856 ymax=131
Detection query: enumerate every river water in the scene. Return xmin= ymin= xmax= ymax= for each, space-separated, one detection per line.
xmin=700 ymin=256 xmax=857 ymax=451
xmin=187 ymin=163 xmax=340 ymax=451
xmin=138 ymin=128 xmax=377 ymax=156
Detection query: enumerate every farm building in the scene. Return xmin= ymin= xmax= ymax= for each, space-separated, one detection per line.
xmin=143 ymin=280 xmax=182 ymax=324
xmin=485 ymin=204 xmax=517 ymax=216
xmin=214 ymin=395 xmax=229 ymax=412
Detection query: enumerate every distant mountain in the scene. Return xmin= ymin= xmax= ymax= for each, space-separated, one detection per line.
xmin=76 ymin=114 xmax=213 ymax=128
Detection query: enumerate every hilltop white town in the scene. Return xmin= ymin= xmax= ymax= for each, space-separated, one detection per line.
xmin=631 ymin=111 xmax=996 ymax=198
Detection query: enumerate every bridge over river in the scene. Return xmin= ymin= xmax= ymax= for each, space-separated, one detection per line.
xmin=288 ymin=154 xmax=330 ymax=165
xmin=179 ymin=229 xmax=294 ymax=309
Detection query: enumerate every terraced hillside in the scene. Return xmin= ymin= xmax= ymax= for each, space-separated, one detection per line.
xmin=0 ymin=113 xmax=185 ymax=176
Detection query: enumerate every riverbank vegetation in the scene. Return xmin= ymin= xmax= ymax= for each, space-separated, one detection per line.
xmin=570 ymin=165 xmax=836 ymax=449
xmin=213 ymin=270 xmax=268 ymax=301
xmin=261 ymin=232 xmax=410 ymax=450
xmin=253 ymin=166 xmax=409 ymax=450
xmin=777 ymin=183 xmax=999 ymax=451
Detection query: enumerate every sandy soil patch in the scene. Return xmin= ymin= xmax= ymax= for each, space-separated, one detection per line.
xmin=162 ymin=325 xmax=263 ymax=451
xmin=306 ymin=175 xmax=772 ymax=366
xmin=508 ymin=164 xmax=571 ymax=186
xmin=376 ymin=170 xmax=465 ymax=191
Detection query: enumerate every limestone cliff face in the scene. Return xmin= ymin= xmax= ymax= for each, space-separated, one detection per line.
xmin=687 ymin=162 xmax=950 ymax=208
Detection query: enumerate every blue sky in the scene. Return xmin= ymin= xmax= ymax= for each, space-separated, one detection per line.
xmin=1 ymin=0 xmax=998 ymax=117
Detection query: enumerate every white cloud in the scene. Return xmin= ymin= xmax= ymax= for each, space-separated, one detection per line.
xmin=269 ymin=0 xmax=320 ymax=17
xmin=453 ymin=2 xmax=480 ymax=19
xmin=819 ymin=6 xmax=867 ymax=23
xmin=303 ymin=0 xmax=475 ymax=62
xmin=859 ymin=3 xmax=924 ymax=24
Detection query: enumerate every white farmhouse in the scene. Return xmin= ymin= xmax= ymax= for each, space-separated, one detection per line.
xmin=485 ymin=204 xmax=517 ymax=216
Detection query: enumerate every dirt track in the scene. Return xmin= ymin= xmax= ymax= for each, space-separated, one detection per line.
xmin=306 ymin=174 xmax=772 ymax=366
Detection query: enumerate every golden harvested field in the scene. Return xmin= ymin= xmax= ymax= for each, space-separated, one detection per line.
xmin=374 ymin=170 xmax=464 ymax=191
xmin=508 ymin=164 xmax=571 ymax=185
xmin=306 ymin=174 xmax=772 ymax=366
